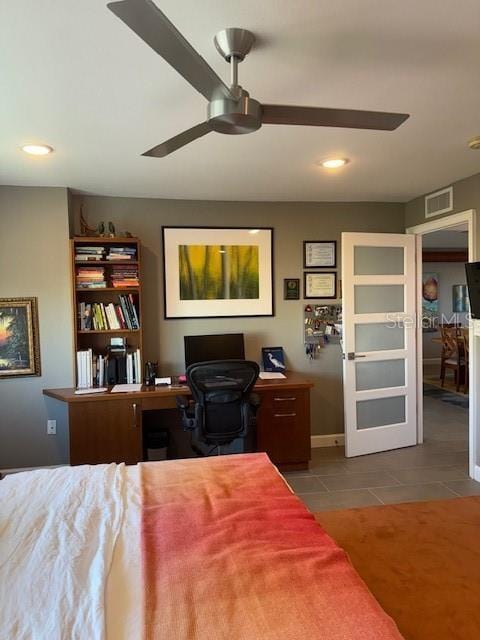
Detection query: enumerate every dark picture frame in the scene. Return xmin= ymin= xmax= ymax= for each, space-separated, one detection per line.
xmin=303 ymin=240 xmax=336 ymax=268
xmin=304 ymin=272 xmax=337 ymax=299
xmin=283 ymin=278 xmax=300 ymax=300
xmin=0 ymin=297 xmax=41 ymax=378
xmin=162 ymin=226 xmax=274 ymax=319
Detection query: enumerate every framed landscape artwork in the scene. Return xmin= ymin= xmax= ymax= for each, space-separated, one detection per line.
xmin=162 ymin=227 xmax=274 ymax=318
xmin=0 ymin=297 xmax=41 ymax=378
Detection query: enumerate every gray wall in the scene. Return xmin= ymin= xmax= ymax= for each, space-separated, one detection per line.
xmin=405 ymin=172 xmax=480 ymax=228
xmin=0 ymin=187 xmax=73 ymax=468
xmin=74 ymin=195 xmax=405 ymax=437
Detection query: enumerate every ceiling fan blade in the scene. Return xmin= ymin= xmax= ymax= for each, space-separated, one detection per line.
xmin=107 ymin=0 xmax=232 ymax=101
xmin=261 ymin=105 xmax=409 ymax=131
xmin=142 ymin=121 xmax=212 ymax=157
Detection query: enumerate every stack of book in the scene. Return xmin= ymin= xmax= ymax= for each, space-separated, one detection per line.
xmin=107 ymin=246 xmax=136 ymax=261
xmin=78 ymin=295 xmax=139 ymax=331
xmin=76 ymin=347 xmax=142 ymax=388
xmin=110 ymin=264 xmax=139 ymax=288
xmin=75 ymin=246 xmax=105 ymax=261
xmin=76 ymin=266 xmax=106 ymax=289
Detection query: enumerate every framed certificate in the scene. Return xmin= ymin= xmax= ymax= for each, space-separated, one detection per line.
xmin=304 ymin=272 xmax=337 ymax=299
xmin=303 ymin=241 xmax=336 ymax=268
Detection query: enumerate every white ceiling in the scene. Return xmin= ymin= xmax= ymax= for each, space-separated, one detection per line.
xmin=2 ymin=0 xmax=480 ymax=201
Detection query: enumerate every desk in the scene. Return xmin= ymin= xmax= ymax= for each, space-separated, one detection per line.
xmin=43 ymin=374 xmax=313 ymax=471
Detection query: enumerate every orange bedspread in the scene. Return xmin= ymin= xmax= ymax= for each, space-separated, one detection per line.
xmin=141 ymin=453 xmax=403 ymax=639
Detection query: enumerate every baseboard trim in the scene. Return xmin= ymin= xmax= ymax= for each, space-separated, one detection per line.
xmin=311 ymin=434 xmax=345 ymax=448
xmin=474 ymin=465 xmax=480 ymax=482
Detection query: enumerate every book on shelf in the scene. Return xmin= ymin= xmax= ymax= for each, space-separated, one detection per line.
xmin=76 ymin=347 xmax=142 ymax=387
xmin=110 ymin=264 xmax=139 ymax=287
xmin=76 ymin=266 xmax=107 ymax=288
xmin=75 ymin=246 xmax=106 ymax=261
xmin=106 ymin=246 xmax=137 ymax=261
xmin=77 ymin=295 xmax=140 ymax=331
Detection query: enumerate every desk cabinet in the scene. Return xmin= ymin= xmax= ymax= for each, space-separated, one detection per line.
xmin=44 ymin=376 xmax=313 ymax=470
xmin=257 ymin=389 xmax=310 ymax=468
xmin=69 ymin=399 xmax=142 ymax=465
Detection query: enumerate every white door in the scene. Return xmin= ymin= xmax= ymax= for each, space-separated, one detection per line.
xmin=342 ymin=232 xmax=417 ymax=457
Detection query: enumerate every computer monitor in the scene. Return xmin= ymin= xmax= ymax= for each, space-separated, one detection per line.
xmin=184 ymin=333 xmax=245 ymax=368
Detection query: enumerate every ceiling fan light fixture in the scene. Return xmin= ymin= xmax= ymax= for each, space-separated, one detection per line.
xmin=320 ymin=158 xmax=349 ymax=169
xmin=21 ymin=144 xmax=53 ymax=156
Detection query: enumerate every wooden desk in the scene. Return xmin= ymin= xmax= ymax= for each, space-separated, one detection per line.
xmin=43 ymin=374 xmax=313 ymax=471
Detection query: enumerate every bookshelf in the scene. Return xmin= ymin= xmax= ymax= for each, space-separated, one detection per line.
xmin=71 ymin=236 xmax=143 ymax=387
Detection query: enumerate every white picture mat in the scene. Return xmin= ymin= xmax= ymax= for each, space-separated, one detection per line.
xmin=163 ymin=228 xmax=273 ymax=318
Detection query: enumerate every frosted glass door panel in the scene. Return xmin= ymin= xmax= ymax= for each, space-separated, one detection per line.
xmin=356 ymin=359 xmax=405 ymax=391
xmin=354 ymin=246 xmax=404 ymax=275
xmin=355 ymin=323 xmax=405 ymax=352
xmin=357 ymin=396 xmax=406 ymax=430
xmin=354 ymin=285 xmax=404 ymax=314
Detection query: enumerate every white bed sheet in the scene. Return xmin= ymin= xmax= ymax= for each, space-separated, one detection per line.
xmin=105 ymin=465 xmax=142 ymax=639
xmin=0 ymin=463 xmax=142 ymax=640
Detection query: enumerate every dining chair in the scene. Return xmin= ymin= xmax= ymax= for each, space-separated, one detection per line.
xmin=440 ymin=326 xmax=465 ymax=392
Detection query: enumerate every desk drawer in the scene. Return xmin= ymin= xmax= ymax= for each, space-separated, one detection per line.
xmin=256 ymin=389 xmax=310 ymax=465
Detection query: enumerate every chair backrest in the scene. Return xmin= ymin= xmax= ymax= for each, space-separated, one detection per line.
xmin=458 ymin=328 xmax=470 ymax=360
xmin=440 ymin=326 xmax=458 ymax=358
xmin=186 ymin=360 xmax=260 ymax=444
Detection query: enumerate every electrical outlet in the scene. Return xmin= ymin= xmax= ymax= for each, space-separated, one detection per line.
xmin=47 ymin=420 xmax=56 ymax=435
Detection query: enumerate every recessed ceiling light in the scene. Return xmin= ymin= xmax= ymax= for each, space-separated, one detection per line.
xmin=21 ymin=144 xmax=54 ymax=156
xmin=320 ymin=158 xmax=349 ymax=169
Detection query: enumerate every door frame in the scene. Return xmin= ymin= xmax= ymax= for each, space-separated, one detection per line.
xmin=406 ymin=209 xmax=477 ymax=480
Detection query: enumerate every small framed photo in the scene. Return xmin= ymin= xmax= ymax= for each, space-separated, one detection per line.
xmin=262 ymin=347 xmax=286 ymax=372
xmin=0 ymin=297 xmax=41 ymax=378
xmin=303 ymin=241 xmax=336 ymax=268
xmin=283 ymin=278 xmax=300 ymax=300
xmin=304 ymin=272 xmax=337 ymax=299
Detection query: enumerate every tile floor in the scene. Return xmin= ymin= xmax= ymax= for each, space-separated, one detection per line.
xmin=284 ymin=390 xmax=480 ymax=512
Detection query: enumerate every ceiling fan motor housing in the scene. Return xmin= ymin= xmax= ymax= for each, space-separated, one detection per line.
xmin=207 ymin=90 xmax=262 ymax=134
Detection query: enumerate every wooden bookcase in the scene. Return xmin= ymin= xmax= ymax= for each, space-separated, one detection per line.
xmin=71 ymin=236 xmax=143 ymax=386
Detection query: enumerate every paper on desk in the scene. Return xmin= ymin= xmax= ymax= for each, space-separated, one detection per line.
xmin=259 ymin=372 xmax=286 ymax=380
xmin=155 ymin=377 xmax=172 ymax=385
xmin=111 ymin=383 xmax=142 ymax=393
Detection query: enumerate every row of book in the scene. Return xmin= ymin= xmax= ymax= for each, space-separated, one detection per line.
xmin=110 ymin=264 xmax=139 ymax=288
xmin=76 ymin=265 xmax=139 ymax=288
xmin=76 ymin=266 xmax=106 ymax=289
xmin=75 ymin=245 xmax=137 ymax=262
xmin=76 ymin=348 xmax=142 ymax=388
xmin=78 ymin=295 xmax=140 ymax=331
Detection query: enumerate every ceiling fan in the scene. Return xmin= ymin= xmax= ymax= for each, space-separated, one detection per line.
xmin=107 ymin=0 xmax=410 ymax=158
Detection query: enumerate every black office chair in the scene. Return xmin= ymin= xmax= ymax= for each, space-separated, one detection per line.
xmin=176 ymin=360 xmax=260 ymax=457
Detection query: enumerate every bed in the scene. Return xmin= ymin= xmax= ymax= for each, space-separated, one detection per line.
xmin=0 ymin=453 xmax=403 ymax=639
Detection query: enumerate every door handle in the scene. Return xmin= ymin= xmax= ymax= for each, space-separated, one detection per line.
xmin=346 ymin=352 xmax=367 ymax=360
xmin=132 ymin=402 xmax=138 ymax=428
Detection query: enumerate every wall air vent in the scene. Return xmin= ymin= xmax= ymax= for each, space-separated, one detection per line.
xmin=425 ymin=186 xmax=453 ymax=218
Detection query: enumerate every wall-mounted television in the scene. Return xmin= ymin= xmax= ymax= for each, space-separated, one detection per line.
xmin=465 ymin=262 xmax=480 ymax=319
